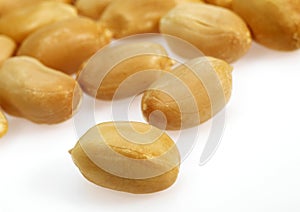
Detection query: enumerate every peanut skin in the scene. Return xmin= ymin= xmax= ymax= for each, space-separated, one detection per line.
xmin=0 ymin=56 xmax=82 ymax=124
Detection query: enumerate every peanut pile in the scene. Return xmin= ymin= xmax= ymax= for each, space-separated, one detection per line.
xmin=0 ymin=0 xmax=299 ymax=194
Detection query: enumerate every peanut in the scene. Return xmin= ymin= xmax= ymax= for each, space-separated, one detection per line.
xmin=0 ymin=1 xmax=77 ymax=43
xmin=17 ymin=17 xmax=111 ymax=75
xmin=160 ymin=3 xmax=252 ymax=63
xmin=77 ymin=42 xmax=174 ymax=100
xmin=75 ymin=0 xmax=112 ymax=20
xmin=232 ymin=0 xmax=300 ymax=50
xmin=69 ymin=121 xmax=180 ymax=194
xmin=0 ymin=0 xmax=73 ymax=16
xmin=204 ymin=0 xmax=232 ymax=8
xmin=0 ymin=56 xmax=82 ymax=124
xmin=100 ymin=0 xmax=203 ymax=38
xmin=0 ymin=35 xmax=16 ymax=66
xmin=142 ymin=56 xmax=232 ymax=130
xmin=0 ymin=109 xmax=8 ymax=138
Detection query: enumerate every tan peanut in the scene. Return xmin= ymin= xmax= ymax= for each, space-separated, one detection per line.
xmin=0 ymin=109 xmax=8 ymax=138
xmin=100 ymin=0 xmax=202 ymax=38
xmin=142 ymin=57 xmax=232 ymax=130
xmin=0 ymin=1 xmax=77 ymax=43
xmin=204 ymin=0 xmax=232 ymax=8
xmin=17 ymin=17 xmax=111 ymax=75
xmin=69 ymin=121 xmax=180 ymax=194
xmin=75 ymin=0 xmax=112 ymax=20
xmin=0 ymin=56 xmax=82 ymax=124
xmin=0 ymin=35 xmax=16 ymax=66
xmin=77 ymin=42 xmax=174 ymax=100
xmin=160 ymin=3 xmax=252 ymax=63
xmin=233 ymin=0 xmax=300 ymax=50
xmin=0 ymin=0 xmax=73 ymax=16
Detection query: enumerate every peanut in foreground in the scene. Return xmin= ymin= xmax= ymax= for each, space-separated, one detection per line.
xmin=17 ymin=17 xmax=111 ymax=75
xmin=142 ymin=56 xmax=232 ymax=130
xmin=0 ymin=56 xmax=82 ymax=124
xmin=160 ymin=3 xmax=252 ymax=63
xmin=70 ymin=121 xmax=180 ymax=194
xmin=77 ymin=42 xmax=174 ymax=100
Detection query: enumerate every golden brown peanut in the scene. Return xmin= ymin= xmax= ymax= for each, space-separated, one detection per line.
xmin=0 ymin=109 xmax=8 ymax=138
xmin=75 ymin=0 xmax=112 ymax=20
xmin=100 ymin=0 xmax=188 ymax=38
xmin=204 ymin=0 xmax=232 ymax=8
xmin=77 ymin=42 xmax=174 ymax=100
xmin=69 ymin=121 xmax=180 ymax=194
xmin=0 ymin=35 xmax=16 ymax=66
xmin=0 ymin=0 xmax=73 ymax=16
xmin=0 ymin=56 xmax=82 ymax=124
xmin=142 ymin=57 xmax=232 ymax=130
xmin=160 ymin=3 xmax=252 ymax=63
xmin=232 ymin=0 xmax=300 ymax=50
xmin=0 ymin=1 xmax=77 ymax=43
xmin=17 ymin=17 xmax=111 ymax=75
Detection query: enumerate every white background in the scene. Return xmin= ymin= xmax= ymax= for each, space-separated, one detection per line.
xmin=1 ymin=42 xmax=300 ymax=212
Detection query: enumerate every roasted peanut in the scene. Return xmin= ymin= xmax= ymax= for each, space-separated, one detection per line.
xmin=0 ymin=35 xmax=16 ymax=66
xmin=160 ymin=3 xmax=252 ymax=63
xmin=77 ymin=42 xmax=174 ymax=100
xmin=0 ymin=1 xmax=77 ymax=43
xmin=0 ymin=0 xmax=73 ymax=16
xmin=204 ymin=0 xmax=232 ymax=8
xmin=0 ymin=56 xmax=82 ymax=124
xmin=69 ymin=121 xmax=180 ymax=194
xmin=232 ymin=0 xmax=300 ymax=50
xmin=100 ymin=0 xmax=202 ymax=38
xmin=75 ymin=0 xmax=112 ymax=20
xmin=0 ymin=109 xmax=8 ymax=138
xmin=142 ymin=57 xmax=232 ymax=130
xmin=17 ymin=17 xmax=111 ymax=75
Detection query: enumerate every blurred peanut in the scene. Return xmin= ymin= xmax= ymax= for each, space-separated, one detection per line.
xmin=233 ymin=0 xmax=300 ymax=50
xmin=18 ymin=17 xmax=111 ymax=75
xmin=204 ymin=0 xmax=232 ymax=8
xmin=75 ymin=0 xmax=112 ymax=20
xmin=160 ymin=3 xmax=251 ymax=63
xmin=0 ymin=35 xmax=16 ymax=66
xmin=0 ymin=1 xmax=77 ymax=43
xmin=0 ymin=109 xmax=8 ymax=138
xmin=100 ymin=0 xmax=203 ymax=38
xmin=0 ymin=0 xmax=73 ymax=16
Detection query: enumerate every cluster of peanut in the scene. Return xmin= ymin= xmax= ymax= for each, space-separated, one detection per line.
xmin=0 ymin=0 xmax=299 ymax=194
